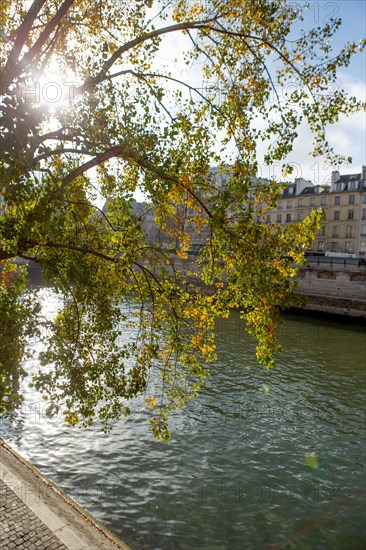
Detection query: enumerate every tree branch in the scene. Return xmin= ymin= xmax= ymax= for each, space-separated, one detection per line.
xmin=59 ymin=146 xmax=128 ymax=190
xmin=33 ymin=148 xmax=95 ymax=164
xmin=15 ymin=0 xmax=77 ymax=76
xmin=57 ymin=144 xmax=214 ymax=220
xmin=39 ymin=241 xmax=118 ymax=262
xmin=95 ymin=19 xmax=219 ymax=80
xmin=1 ymin=242 xmax=116 ymax=263
xmin=4 ymin=0 xmax=47 ymax=71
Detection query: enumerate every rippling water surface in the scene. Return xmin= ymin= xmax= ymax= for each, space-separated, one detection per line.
xmin=1 ymin=288 xmax=366 ymax=549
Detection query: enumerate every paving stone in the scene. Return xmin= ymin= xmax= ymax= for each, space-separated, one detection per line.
xmin=0 ymin=480 xmax=67 ymax=550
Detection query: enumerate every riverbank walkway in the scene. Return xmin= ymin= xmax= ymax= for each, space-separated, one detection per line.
xmin=0 ymin=439 xmax=130 ymax=549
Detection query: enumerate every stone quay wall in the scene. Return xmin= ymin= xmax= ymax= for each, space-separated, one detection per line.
xmin=24 ymin=258 xmax=366 ymax=318
xmin=294 ymin=262 xmax=366 ymax=318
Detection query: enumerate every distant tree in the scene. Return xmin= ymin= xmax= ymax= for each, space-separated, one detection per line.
xmin=0 ymin=0 xmax=364 ymax=438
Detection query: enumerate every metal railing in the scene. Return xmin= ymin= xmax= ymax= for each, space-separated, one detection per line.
xmin=305 ymin=256 xmax=366 ymax=267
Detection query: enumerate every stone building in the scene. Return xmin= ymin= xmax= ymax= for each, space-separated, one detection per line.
xmin=327 ymin=167 xmax=366 ymax=256
xmin=263 ymin=167 xmax=366 ymax=257
xmin=103 ymin=166 xmax=366 ymax=258
xmin=265 ymin=177 xmax=330 ymax=254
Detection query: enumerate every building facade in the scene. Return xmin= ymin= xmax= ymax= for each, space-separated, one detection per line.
xmin=264 ymin=167 xmax=366 ymax=257
xmin=108 ymin=166 xmax=366 ymax=258
xmin=327 ymin=168 xmax=366 ymax=256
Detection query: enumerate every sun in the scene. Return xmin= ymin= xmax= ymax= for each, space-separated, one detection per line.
xmin=35 ymin=58 xmax=76 ymax=112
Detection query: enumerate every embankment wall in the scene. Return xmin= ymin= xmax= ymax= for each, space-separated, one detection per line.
xmin=294 ymin=263 xmax=366 ymax=318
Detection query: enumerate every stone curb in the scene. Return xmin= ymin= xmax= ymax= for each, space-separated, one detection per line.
xmin=0 ymin=438 xmax=131 ymax=550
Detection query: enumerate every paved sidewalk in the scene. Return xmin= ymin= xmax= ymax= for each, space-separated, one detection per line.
xmin=0 ymin=439 xmax=130 ymax=550
xmin=0 ymin=479 xmax=68 ymax=549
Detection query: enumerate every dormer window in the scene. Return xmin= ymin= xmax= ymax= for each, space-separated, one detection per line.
xmin=335 ymin=182 xmax=342 ymax=191
xmin=349 ymin=181 xmax=357 ymax=190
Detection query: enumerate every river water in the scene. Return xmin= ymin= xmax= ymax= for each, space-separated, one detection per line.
xmin=1 ymin=288 xmax=365 ymax=549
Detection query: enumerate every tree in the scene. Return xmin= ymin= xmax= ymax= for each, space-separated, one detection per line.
xmin=0 ymin=0 xmax=364 ymax=438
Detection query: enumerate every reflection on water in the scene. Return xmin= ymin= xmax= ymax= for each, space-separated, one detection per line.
xmin=1 ymin=289 xmax=366 ymax=549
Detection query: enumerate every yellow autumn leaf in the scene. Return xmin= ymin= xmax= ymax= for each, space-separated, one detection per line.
xmin=145 ymin=396 xmax=157 ymax=409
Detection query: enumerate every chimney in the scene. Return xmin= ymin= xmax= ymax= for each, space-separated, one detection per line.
xmin=331 ymin=170 xmax=340 ymax=184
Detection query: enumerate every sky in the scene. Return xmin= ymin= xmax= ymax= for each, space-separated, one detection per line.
xmin=154 ymin=0 xmax=366 ymax=185
xmin=29 ymin=0 xmax=366 ymax=194
xmin=276 ymin=0 xmax=366 ymax=184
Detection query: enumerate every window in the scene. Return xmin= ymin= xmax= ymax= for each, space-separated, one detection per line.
xmin=331 ymin=242 xmax=338 ymax=252
xmin=361 ymin=225 xmax=366 ymax=236
xmin=298 ymin=198 xmax=304 ymax=207
xmin=298 ymin=210 xmax=303 ymax=221
xmin=349 ymin=195 xmax=355 ymax=204
xmin=318 ymin=225 xmax=326 ymax=236
xmin=332 ymin=226 xmax=338 ymax=238
xmin=320 ymin=196 xmax=327 ymax=206
xmin=363 ymin=193 xmax=366 ymax=203
xmin=348 ymin=210 xmax=354 ymax=220
xmin=286 ymin=213 xmax=291 ymax=222
xmin=349 ymin=181 xmax=356 ymax=190
xmin=334 ymin=211 xmax=340 ymax=220
xmin=287 ymin=201 xmax=292 ymax=209
xmin=277 ymin=214 xmax=282 ymax=223
xmin=318 ymin=241 xmax=324 ymax=251
xmin=360 ymin=241 xmax=366 ymax=253
xmin=362 ymin=208 xmax=366 ymax=219
xmin=335 ymin=196 xmax=340 ymax=205
xmin=335 ymin=182 xmax=342 ymax=191
xmin=346 ymin=225 xmax=352 ymax=238
xmin=345 ymin=242 xmax=352 ymax=253
xmin=310 ymin=197 xmax=316 ymax=207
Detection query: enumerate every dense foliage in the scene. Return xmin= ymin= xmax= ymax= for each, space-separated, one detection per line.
xmin=0 ymin=0 xmax=364 ymax=438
